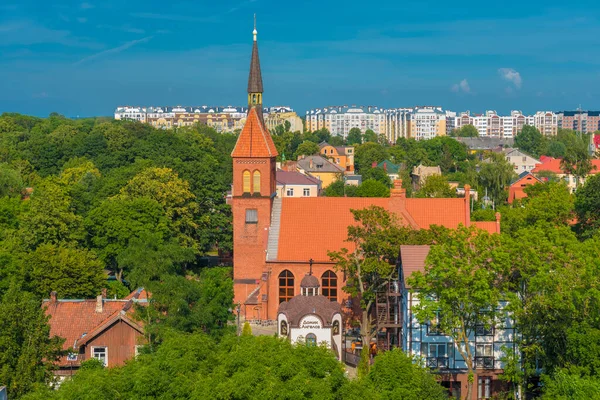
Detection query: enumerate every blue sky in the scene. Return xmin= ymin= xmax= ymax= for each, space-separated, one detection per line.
xmin=1 ymin=0 xmax=600 ymax=117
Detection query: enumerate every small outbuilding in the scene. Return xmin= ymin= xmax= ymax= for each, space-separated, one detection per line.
xmin=277 ymin=273 xmax=343 ymax=360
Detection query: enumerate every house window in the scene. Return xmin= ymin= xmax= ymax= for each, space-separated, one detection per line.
xmin=92 ymin=346 xmax=107 ymax=367
xmin=286 ymin=187 xmax=294 ymax=196
xmin=303 ymin=188 xmax=310 ymax=197
xmin=278 ymin=270 xmax=294 ymax=304
xmin=428 ymin=310 xmax=443 ymax=334
xmin=428 ymin=343 xmax=447 ymax=358
xmin=476 ymin=344 xmax=493 ymax=357
xmin=306 ymin=333 xmax=317 ymax=347
xmin=243 ymin=170 xmax=251 ymax=193
xmin=477 ymin=377 xmax=492 ymax=399
xmin=253 ymin=171 xmax=261 ymax=193
xmin=321 ymin=270 xmax=338 ymax=301
xmin=245 ymin=209 xmax=258 ymax=224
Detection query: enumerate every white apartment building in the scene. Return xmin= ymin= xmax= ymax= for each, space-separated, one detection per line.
xmin=533 ymin=111 xmax=558 ymax=136
xmin=408 ymin=106 xmax=447 ymax=140
xmin=305 ymin=106 xmax=387 ymax=139
xmin=114 ymin=106 xmax=147 ymax=123
xmin=453 ymin=110 xmax=555 ymax=138
xmin=384 ymin=108 xmax=411 ymax=143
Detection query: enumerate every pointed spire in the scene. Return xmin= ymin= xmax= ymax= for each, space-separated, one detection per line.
xmin=247 ymin=15 xmax=263 ymax=95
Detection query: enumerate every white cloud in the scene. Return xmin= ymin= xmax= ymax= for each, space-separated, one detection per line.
xmin=451 ymin=78 xmax=471 ymax=93
xmin=80 ymin=2 xmax=94 ymax=9
xmin=498 ymin=68 xmax=522 ymax=89
xmin=74 ymin=36 xmax=153 ymax=65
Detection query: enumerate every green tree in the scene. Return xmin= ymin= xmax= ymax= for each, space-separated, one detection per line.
xmin=347 ymin=128 xmax=363 ymax=145
xmin=117 ymin=167 xmax=199 ymax=250
xmin=408 ymin=225 xmax=509 ymax=400
xmin=575 ymin=173 xmax=600 ymax=238
xmin=0 ymin=163 xmax=24 ymax=198
xmin=27 ymin=244 xmax=105 ymax=298
xmin=356 ymin=179 xmax=390 ymax=197
xmin=541 ymin=370 xmax=600 ymax=400
xmin=0 ymin=281 xmax=64 ymax=399
xmin=363 ymin=129 xmax=378 ymax=143
xmin=414 ymin=175 xmax=456 ymax=198
xmin=515 ymin=125 xmax=546 ymax=157
xmin=19 ymin=179 xmax=84 ymax=249
xmin=478 ymin=153 xmax=517 ymax=207
xmin=367 ymin=348 xmax=446 ymax=400
xmin=294 ymin=140 xmax=320 ymax=159
xmin=456 ymin=124 xmax=479 ymax=137
xmin=501 ymin=181 xmax=573 ymax=235
xmin=361 ymin=167 xmax=392 ymax=187
xmin=561 ymin=132 xmax=593 ymax=189
xmin=241 ymin=321 xmax=252 ymax=336
xmin=354 ymin=143 xmax=389 ymax=173
xmin=85 ymin=197 xmax=171 ymax=279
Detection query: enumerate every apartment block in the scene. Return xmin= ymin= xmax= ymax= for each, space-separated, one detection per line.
xmin=408 ymin=106 xmax=447 ymax=140
xmin=115 ymin=105 xmax=300 ymax=133
xmin=305 ymin=105 xmax=387 ymax=139
xmin=557 ymin=110 xmax=600 ymax=133
xmin=453 ymin=110 xmax=556 ymax=138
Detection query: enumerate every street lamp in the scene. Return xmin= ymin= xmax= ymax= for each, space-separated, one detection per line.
xmin=236 ymin=302 xmax=241 ymax=336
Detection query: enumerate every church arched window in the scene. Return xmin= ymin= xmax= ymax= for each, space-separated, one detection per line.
xmin=306 ymin=333 xmax=317 ymax=347
xmin=253 ymin=170 xmax=261 ymax=193
xmin=321 ymin=270 xmax=338 ymax=301
xmin=278 ymin=270 xmax=294 ymax=304
xmin=243 ymin=170 xmax=251 ymax=193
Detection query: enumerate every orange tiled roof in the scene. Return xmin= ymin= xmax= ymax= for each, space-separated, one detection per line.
xmin=231 ymin=107 xmax=278 ymax=158
xmin=275 ymin=196 xmax=470 ymax=262
xmin=399 ymin=245 xmax=430 ymax=288
xmin=405 ymin=198 xmax=467 ymax=229
xmin=42 ymin=291 xmax=147 ymax=365
xmin=532 ymin=156 xmax=600 ymax=175
xmin=474 ymin=221 xmax=500 ymax=234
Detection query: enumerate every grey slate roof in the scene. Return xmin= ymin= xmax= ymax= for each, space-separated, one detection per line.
xmin=297 ymin=155 xmax=344 ymax=173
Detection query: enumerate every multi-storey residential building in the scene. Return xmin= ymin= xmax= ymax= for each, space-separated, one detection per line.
xmin=305 ymin=105 xmax=387 ymax=139
xmin=453 ymin=110 xmax=556 ymax=138
xmin=114 ymin=106 xmax=147 ymax=123
xmin=115 ymin=105 xmax=299 ymax=133
xmin=408 ymin=106 xmax=447 ymax=140
xmin=557 ymin=110 xmax=600 ymax=133
xmin=533 ymin=111 xmax=558 ymax=135
xmin=384 ymin=108 xmax=411 ymax=143
xmin=264 ymin=106 xmax=303 ymax=132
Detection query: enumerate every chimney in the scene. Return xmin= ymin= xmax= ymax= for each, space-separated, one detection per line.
xmin=96 ymin=295 xmax=103 ymax=313
xmin=464 ymin=184 xmax=471 ymax=227
xmin=372 ymin=161 xmax=377 ymax=168
xmin=495 ymin=212 xmax=502 ymax=234
xmin=101 ymin=288 xmax=107 ymax=299
xmin=50 ymin=291 xmax=57 ymax=303
xmin=309 ymin=159 xmax=314 ymax=169
xmin=390 ymin=179 xmax=406 ymax=198
xmin=383 ymin=163 xmax=387 ymax=172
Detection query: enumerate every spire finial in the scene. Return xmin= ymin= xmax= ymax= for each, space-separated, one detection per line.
xmin=253 ymin=14 xmax=257 ymax=41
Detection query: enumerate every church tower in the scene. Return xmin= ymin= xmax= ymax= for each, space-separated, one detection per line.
xmin=231 ymin=18 xmax=278 ymax=317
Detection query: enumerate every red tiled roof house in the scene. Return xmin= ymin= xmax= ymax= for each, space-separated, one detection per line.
xmin=43 ymin=288 xmax=147 ymax=377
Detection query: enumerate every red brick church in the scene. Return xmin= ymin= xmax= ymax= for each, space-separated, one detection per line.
xmin=231 ymin=27 xmax=500 ymax=321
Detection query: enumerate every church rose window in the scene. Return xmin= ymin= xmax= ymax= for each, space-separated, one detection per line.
xmin=278 ymin=270 xmax=294 ymax=304
xmin=321 ymin=270 xmax=338 ymax=301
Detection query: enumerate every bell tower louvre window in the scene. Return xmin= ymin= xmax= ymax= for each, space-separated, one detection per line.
xmin=253 ymin=170 xmax=261 ymax=194
xmin=243 ymin=170 xmax=251 ymax=193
